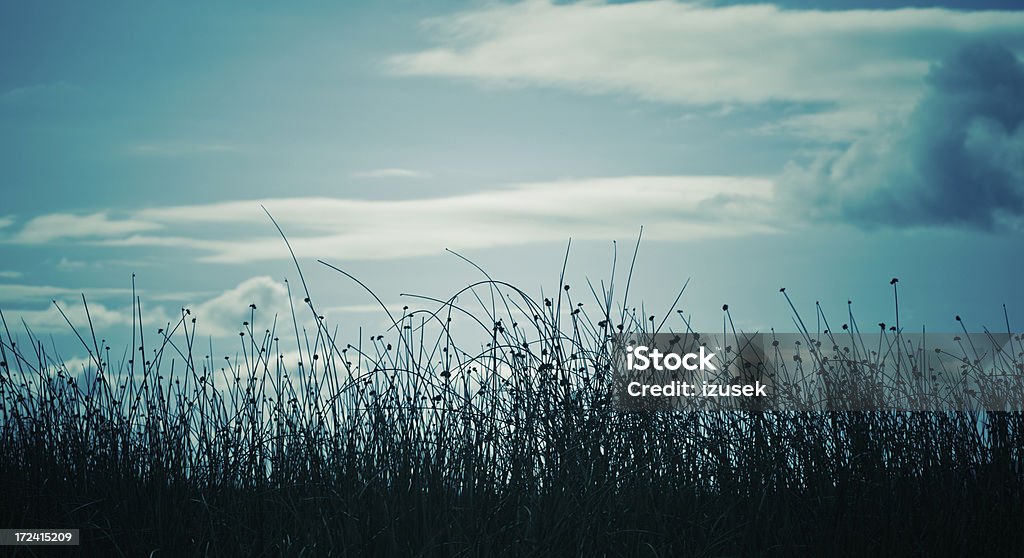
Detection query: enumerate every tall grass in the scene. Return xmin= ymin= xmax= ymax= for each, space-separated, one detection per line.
xmin=1 ymin=243 xmax=1022 ymax=556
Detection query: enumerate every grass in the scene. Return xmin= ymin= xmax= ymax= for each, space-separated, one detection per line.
xmin=1 ymin=239 xmax=1022 ymax=556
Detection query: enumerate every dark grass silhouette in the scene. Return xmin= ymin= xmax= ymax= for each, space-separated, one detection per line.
xmin=1 ymin=238 xmax=1022 ymax=556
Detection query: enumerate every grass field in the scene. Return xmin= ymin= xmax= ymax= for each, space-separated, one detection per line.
xmin=2 ymin=243 xmax=1022 ymax=556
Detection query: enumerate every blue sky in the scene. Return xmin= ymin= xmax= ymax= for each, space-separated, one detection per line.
xmin=1 ymin=0 xmax=1023 ymax=363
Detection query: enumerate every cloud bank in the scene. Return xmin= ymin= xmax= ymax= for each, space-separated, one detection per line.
xmin=779 ymin=42 xmax=1024 ymax=229
xmin=12 ymin=213 xmax=161 ymax=244
xmin=0 ymin=270 xmax=411 ymax=343
xmin=391 ymin=0 xmax=1024 ymax=139
xmin=188 ymin=276 xmax=293 ymax=338
xmin=2 ymin=176 xmax=775 ymax=262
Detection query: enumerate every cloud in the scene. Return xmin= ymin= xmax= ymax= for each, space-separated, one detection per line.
xmin=1 ymin=176 xmax=775 ymax=262
xmin=1 ymin=277 xmax=297 ymax=340
xmin=0 ymin=216 xmax=13 ymax=229
xmin=778 ymin=42 xmax=1024 ymax=229
xmin=56 ymin=354 xmax=101 ymax=375
xmin=56 ymin=257 xmax=89 ymax=270
xmin=0 ymin=284 xmax=131 ymax=304
xmin=323 ymin=303 xmax=408 ymax=315
xmin=14 ymin=278 xmax=388 ymax=340
xmin=12 ymin=212 xmax=162 ymax=243
xmin=186 ymin=276 xmax=294 ymax=338
xmin=71 ymin=175 xmax=775 ymax=262
xmin=0 ymin=271 xmax=21 ymax=279
xmin=5 ymin=298 xmax=136 ymax=335
xmin=390 ymin=1 xmax=1024 ymax=139
xmin=6 ymin=41 xmax=1019 ymax=260
xmin=352 ymin=168 xmax=426 ymax=179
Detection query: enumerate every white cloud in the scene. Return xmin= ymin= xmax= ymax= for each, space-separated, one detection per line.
xmin=186 ymin=276 xmax=295 ymax=337
xmin=0 ymin=271 xmax=22 ymax=279
xmin=1 ymin=277 xmax=299 ymax=340
xmin=7 ymin=298 xmax=135 ymax=335
xmin=12 ymin=212 xmax=162 ymax=244
xmin=352 ymin=168 xmax=426 ymax=179
xmin=0 ymin=284 xmax=131 ymax=304
xmin=0 ymin=216 xmax=13 ymax=229
xmin=390 ymin=1 xmax=1024 ymax=139
xmin=1 ymin=176 xmax=775 ymax=261
xmin=54 ymin=175 xmax=777 ymax=262
xmin=56 ymin=354 xmax=100 ymax=375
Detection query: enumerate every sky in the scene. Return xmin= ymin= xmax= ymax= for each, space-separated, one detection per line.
xmin=1 ymin=0 xmax=1023 ymax=365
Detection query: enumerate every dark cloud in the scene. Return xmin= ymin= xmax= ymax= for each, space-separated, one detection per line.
xmin=780 ymin=42 xmax=1024 ymax=229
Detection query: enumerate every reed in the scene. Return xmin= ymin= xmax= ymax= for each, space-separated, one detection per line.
xmin=1 ymin=241 xmax=1021 ymax=556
